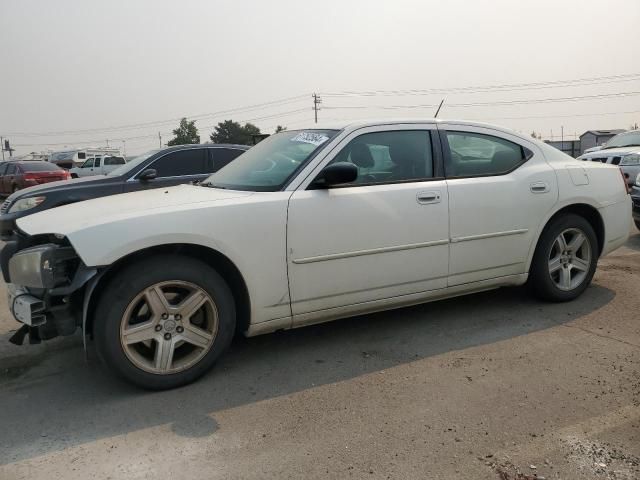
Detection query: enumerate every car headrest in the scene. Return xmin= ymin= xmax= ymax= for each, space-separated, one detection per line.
xmin=350 ymin=143 xmax=374 ymax=168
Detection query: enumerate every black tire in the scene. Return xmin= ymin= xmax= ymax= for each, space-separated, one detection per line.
xmin=70 ymin=173 xmax=78 ymax=179
xmin=12 ymin=185 xmax=18 ymax=193
xmin=94 ymin=255 xmax=236 ymax=390
xmin=528 ymin=214 xmax=598 ymax=302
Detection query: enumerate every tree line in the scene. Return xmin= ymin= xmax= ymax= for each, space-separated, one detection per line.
xmin=167 ymin=118 xmax=287 ymax=147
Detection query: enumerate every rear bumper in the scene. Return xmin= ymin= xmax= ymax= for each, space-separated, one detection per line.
xmin=600 ymin=197 xmax=632 ymax=257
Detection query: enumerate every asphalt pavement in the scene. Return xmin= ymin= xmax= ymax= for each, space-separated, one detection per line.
xmin=0 ymin=231 xmax=639 ymax=479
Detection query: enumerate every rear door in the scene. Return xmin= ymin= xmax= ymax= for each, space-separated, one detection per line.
xmin=439 ymin=123 xmax=558 ymax=285
xmin=124 ymin=148 xmax=207 ymax=192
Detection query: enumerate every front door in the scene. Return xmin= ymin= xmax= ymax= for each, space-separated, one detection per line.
xmin=439 ymin=123 xmax=558 ymax=285
xmin=287 ymin=125 xmax=449 ymax=320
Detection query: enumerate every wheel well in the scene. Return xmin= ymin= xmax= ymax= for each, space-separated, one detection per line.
xmin=544 ymin=204 xmax=605 ymax=255
xmin=84 ymin=244 xmax=251 ymax=336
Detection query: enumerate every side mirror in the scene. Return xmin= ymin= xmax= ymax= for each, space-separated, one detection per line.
xmin=138 ymin=168 xmax=158 ymax=182
xmin=312 ymin=162 xmax=358 ymax=188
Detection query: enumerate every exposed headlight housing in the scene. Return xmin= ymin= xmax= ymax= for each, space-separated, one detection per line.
xmin=620 ymin=154 xmax=640 ymax=166
xmin=8 ymin=244 xmax=78 ymax=289
xmin=8 ymin=196 xmax=46 ymax=213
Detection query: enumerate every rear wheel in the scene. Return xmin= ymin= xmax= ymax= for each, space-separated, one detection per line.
xmin=94 ymin=255 xmax=236 ymax=389
xmin=529 ymin=214 xmax=598 ymax=302
xmin=12 ymin=185 xmax=18 ymax=193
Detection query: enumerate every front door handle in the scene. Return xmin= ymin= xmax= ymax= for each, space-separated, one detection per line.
xmin=530 ymin=181 xmax=549 ymax=194
xmin=417 ymin=191 xmax=441 ymax=204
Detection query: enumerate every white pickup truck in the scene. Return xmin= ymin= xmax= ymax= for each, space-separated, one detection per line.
xmin=69 ymin=155 xmax=126 ymax=178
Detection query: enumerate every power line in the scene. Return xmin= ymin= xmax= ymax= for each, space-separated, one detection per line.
xmin=320 ymin=73 xmax=640 ymax=97
xmin=322 ymin=90 xmax=640 ymax=111
xmin=13 ymin=107 xmax=311 ymax=148
xmin=5 ymin=94 xmax=309 ymax=137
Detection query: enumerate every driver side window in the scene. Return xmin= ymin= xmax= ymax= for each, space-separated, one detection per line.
xmin=328 ymin=130 xmax=434 ymax=185
xmin=81 ymin=158 xmax=94 ymax=168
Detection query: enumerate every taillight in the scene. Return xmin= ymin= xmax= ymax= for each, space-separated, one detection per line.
xmin=620 ymin=168 xmax=630 ymax=194
xmin=23 ymin=174 xmax=37 ymax=181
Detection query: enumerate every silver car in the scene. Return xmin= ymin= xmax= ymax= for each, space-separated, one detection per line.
xmin=577 ymin=130 xmax=640 ymax=186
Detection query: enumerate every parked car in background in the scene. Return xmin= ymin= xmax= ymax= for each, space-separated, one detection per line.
xmin=578 ymin=130 xmax=640 ymax=186
xmin=0 ymin=161 xmax=70 ymax=195
xmin=69 ymin=155 xmax=126 ymax=178
xmin=0 ymin=143 xmax=248 ymax=239
xmin=0 ymin=120 xmax=630 ymax=389
xmin=631 ymin=173 xmax=640 ymax=230
xmin=49 ymin=148 xmax=122 ymax=170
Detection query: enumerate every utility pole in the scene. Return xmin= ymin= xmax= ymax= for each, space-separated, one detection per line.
xmin=0 ymin=137 xmax=4 ymax=161
xmin=561 ymin=126 xmax=564 ymax=152
xmin=312 ymin=93 xmax=322 ymax=124
xmin=122 ymin=140 xmax=126 ymax=156
xmin=158 ymin=132 xmax=162 ymax=148
xmin=106 ymin=139 xmax=109 ymax=148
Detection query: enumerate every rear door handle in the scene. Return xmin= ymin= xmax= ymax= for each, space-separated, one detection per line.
xmin=530 ymin=181 xmax=549 ymax=194
xmin=417 ymin=191 xmax=441 ymax=204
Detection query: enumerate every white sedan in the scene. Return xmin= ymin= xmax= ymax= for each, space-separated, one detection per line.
xmin=3 ymin=120 xmax=631 ymax=389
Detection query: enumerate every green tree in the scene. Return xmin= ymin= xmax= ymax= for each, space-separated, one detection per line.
xmin=209 ymin=120 xmax=262 ymax=145
xmin=167 ymin=118 xmax=200 ymax=146
xmin=275 ymin=125 xmax=287 ymax=133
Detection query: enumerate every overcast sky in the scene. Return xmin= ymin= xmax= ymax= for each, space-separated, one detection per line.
xmin=1 ymin=0 xmax=639 ymax=156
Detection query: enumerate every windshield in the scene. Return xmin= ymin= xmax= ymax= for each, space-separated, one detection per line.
xmin=603 ymin=131 xmax=640 ymax=149
xmin=107 ymin=149 xmax=160 ymax=176
xmin=205 ymin=130 xmax=338 ymax=191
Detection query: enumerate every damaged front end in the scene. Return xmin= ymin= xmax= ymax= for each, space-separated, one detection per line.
xmin=2 ymin=233 xmax=97 ymax=345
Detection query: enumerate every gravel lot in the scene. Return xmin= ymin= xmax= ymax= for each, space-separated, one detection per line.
xmin=0 ymin=230 xmax=639 ymax=480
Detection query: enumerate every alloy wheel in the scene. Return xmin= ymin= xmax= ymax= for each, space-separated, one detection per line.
xmin=119 ymin=280 xmax=218 ymax=374
xmin=547 ymin=228 xmax=592 ymax=291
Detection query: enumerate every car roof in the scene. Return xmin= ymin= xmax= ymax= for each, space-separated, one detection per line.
xmin=297 ymin=118 xmax=519 ymax=135
xmin=160 ymin=143 xmax=250 ymax=153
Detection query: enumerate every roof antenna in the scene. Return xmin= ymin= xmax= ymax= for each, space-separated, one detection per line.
xmin=434 ymin=98 xmax=445 ymax=118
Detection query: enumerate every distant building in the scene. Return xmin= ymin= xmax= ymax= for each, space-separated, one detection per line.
xmin=544 ymin=140 xmax=581 ymax=158
xmin=579 ymin=129 xmax=625 ymax=154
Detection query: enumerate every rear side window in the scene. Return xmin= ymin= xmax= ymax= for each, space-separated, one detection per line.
xmin=20 ymin=162 xmax=63 ymax=171
xmin=95 ymin=157 xmax=102 ymax=167
xmin=207 ymin=148 xmax=244 ymax=172
xmin=105 ymin=156 xmax=125 ymax=166
xmin=0 ymin=164 xmax=8 ymax=176
xmin=444 ymin=131 xmax=529 ymax=178
xmin=6 ymin=164 xmax=16 ymax=175
xmin=147 ymin=149 xmax=206 ymax=178
xmin=326 ymin=130 xmax=434 ymax=185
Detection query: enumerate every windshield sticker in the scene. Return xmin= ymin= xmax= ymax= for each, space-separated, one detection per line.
xmin=290 ymin=132 xmax=330 ymax=146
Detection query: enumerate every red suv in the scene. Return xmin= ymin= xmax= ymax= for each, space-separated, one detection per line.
xmin=0 ymin=161 xmax=70 ymax=195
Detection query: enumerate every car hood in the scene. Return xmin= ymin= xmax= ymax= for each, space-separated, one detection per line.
xmin=6 ymin=175 xmax=118 ymax=202
xmin=17 ymin=184 xmax=254 ymax=236
xmin=580 ymin=146 xmax=640 ymax=158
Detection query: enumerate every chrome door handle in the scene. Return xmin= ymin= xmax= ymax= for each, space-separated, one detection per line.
xmin=416 ymin=191 xmax=441 ymax=204
xmin=530 ymin=182 xmax=549 ymax=194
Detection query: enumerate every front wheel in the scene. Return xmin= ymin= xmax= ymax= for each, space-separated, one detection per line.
xmin=94 ymin=255 xmax=236 ymax=389
xmin=529 ymin=214 xmax=598 ymax=302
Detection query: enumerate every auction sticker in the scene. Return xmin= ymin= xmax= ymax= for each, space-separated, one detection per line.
xmin=291 ymin=132 xmax=329 ymax=146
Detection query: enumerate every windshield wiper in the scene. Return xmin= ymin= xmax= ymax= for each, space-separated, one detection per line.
xmin=199 ymin=181 xmax=227 ymax=189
